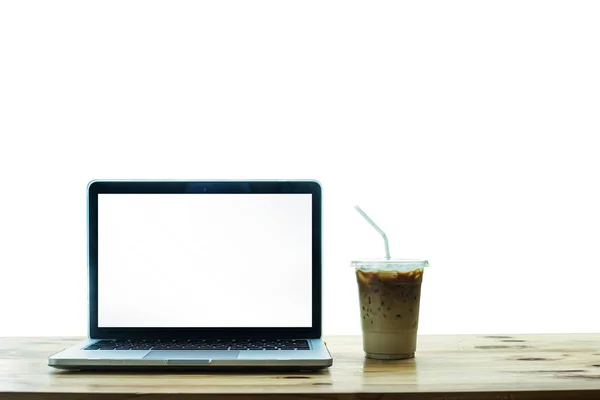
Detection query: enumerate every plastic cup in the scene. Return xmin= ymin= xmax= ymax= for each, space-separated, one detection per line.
xmin=353 ymin=259 xmax=427 ymax=359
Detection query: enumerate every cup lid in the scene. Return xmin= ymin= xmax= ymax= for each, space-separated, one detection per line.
xmin=352 ymin=259 xmax=429 ymax=271
xmin=352 ymin=258 xmax=428 ymax=264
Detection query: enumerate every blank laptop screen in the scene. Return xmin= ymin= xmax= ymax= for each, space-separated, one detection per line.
xmin=97 ymin=193 xmax=312 ymax=328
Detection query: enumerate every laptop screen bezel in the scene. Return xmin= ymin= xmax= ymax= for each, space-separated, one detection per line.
xmin=88 ymin=180 xmax=322 ymax=340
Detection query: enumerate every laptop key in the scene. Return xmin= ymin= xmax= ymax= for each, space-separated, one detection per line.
xmin=280 ymin=347 xmax=309 ymax=350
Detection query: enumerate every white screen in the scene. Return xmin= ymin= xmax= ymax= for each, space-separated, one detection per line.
xmin=98 ymin=193 xmax=313 ymax=327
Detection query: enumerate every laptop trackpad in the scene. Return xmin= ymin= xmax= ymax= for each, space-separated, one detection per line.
xmin=144 ymin=350 xmax=240 ymax=360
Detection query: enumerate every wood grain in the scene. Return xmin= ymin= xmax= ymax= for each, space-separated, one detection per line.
xmin=2 ymin=334 xmax=600 ymax=399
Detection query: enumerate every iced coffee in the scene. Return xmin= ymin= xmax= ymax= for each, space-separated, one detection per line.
xmin=354 ymin=260 xmax=427 ymax=359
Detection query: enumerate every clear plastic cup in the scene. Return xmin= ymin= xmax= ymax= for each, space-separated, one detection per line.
xmin=353 ymin=259 xmax=428 ymax=359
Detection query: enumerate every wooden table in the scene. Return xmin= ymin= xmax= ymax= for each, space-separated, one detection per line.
xmin=2 ymin=334 xmax=600 ymax=399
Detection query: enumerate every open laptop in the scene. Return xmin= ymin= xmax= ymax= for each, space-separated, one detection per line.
xmin=49 ymin=180 xmax=332 ymax=370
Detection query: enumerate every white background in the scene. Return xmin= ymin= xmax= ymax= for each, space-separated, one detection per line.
xmin=98 ymin=193 xmax=312 ymax=327
xmin=1 ymin=1 xmax=599 ymax=336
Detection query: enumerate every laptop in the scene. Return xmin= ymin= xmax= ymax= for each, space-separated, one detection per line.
xmin=49 ymin=180 xmax=332 ymax=370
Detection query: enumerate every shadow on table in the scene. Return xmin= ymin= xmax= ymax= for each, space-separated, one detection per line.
xmin=51 ymin=367 xmax=332 ymax=376
xmin=362 ymin=357 xmax=417 ymax=372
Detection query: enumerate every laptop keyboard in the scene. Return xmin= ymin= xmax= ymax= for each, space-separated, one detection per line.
xmin=85 ymin=339 xmax=310 ymax=351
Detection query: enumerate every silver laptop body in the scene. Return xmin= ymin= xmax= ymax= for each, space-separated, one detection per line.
xmin=49 ymin=180 xmax=332 ymax=370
